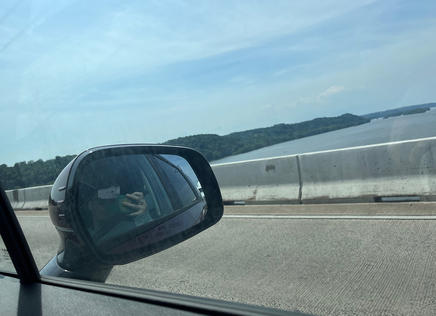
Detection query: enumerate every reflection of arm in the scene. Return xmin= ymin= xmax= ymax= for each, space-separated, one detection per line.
xmin=121 ymin=192 xmax=158 ymax=224
xmin=123 ymin=192 xmax=147 ymax=216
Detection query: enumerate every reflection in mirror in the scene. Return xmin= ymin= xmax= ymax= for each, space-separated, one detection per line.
xmin=73 ymin=154 xmax=206 ymax=246
xmin=161 ymin=154 xmax=205 ymax=201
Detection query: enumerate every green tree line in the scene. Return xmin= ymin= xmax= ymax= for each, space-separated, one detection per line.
xmin=383 ymin=107 xmax=430 ymax=119
xmin=363 ymin=102 xmax=436 ymax=120
xmin=165 ymin=113 xmax=369 ymax=161
xmin=0 ymin=155 xmax=76 ymax=190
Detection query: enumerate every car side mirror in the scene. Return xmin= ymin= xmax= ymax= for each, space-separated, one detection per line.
xmin=49 ymin=145 xmax=223 ymax=267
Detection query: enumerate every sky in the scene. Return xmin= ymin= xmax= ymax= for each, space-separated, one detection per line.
xmin=1 ymin=0 xmax=436 ymax=166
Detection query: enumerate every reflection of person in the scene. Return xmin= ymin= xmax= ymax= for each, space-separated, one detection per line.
xmin=76 ymin=156 xmax=157 ymax=239
xmin=86 ymin=190 xmax=150 ymax=239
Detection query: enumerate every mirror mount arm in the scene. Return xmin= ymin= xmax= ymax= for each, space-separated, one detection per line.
xmin=40 ymin=255 xmax=113 ymax=282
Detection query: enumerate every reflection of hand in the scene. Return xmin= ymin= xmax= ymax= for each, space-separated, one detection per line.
xmin=122 ymin=192 xmax=147 ymax=216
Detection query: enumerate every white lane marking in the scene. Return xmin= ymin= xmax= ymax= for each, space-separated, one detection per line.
xmin=223 ymin=215 xmax=436 ymax=220
xmin=18 ymin=215 xmax=436 ymax=220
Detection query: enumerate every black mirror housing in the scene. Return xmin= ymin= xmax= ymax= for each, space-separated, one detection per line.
xmin=48 ymin=145 xmax=223 ymax=268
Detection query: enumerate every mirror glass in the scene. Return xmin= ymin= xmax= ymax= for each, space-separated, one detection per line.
xmin=72 ymin=154 xmax=207 ymax=251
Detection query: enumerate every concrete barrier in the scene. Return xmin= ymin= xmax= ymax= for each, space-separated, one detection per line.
xmin=300 ymin=138 xmax=436 ymax=203
xmin=211 ymin=155 xmax=301 ymax=204
xmin=5 ymin=189 xmax=26 ymax=209
xmin=5 ymin=190 xmax=14 ymax=205
xmin=21 ymin=185 xmax=53 ymax=209
xmin=5 ymin=185 xmax=52 ymax=210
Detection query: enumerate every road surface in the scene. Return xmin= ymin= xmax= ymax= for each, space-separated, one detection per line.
xmin=15 ymin=203 xmax=436 ymax=316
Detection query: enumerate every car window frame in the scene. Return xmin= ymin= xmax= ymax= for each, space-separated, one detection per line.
xmin=0 ymin=181 xmax=39 ymax=283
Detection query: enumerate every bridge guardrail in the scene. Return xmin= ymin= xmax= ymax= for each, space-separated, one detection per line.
xmin=212 ymin=136 xmax=436 ymax=204
xmin=6 ymin=185 xmax=52 ymax=210
xmin=212 ymin=155 xmax=301 ymax=204
xmin=299 ymin=137 xmax=436 ymax=203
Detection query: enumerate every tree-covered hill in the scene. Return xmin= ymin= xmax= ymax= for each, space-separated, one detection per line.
xmin=383 ymin=107 xmax=430 ymax=119
xmin=164 ymin=134 xmax=245 ymax=162
xmin=0 ymin=155 xmax=76 ymax=190
xmin=165 ymin=113 xmax=369 ymax=161
xmin=362 ymin=102 xmax=436 ymax=120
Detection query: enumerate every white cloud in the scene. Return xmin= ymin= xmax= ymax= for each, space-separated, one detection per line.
xmin=286 ymin=85 xmax=347 ymax=109
xmin=317 ymin=85 xmax=346 ymax=99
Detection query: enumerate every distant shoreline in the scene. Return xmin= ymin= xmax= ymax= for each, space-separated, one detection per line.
xmin=362 ymin=102 xmax=436 ymax=120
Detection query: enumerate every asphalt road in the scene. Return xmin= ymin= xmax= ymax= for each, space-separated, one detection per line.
xmin=16 ymin=204 xmax=436 ymax=316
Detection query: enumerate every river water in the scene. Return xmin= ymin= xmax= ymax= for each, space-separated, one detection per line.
xmin=211 ymin=109 xmax=436 ymax=164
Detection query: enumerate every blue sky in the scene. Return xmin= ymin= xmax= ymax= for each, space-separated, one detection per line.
xmin=1 ymin=0 xmax=436 ymax=166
